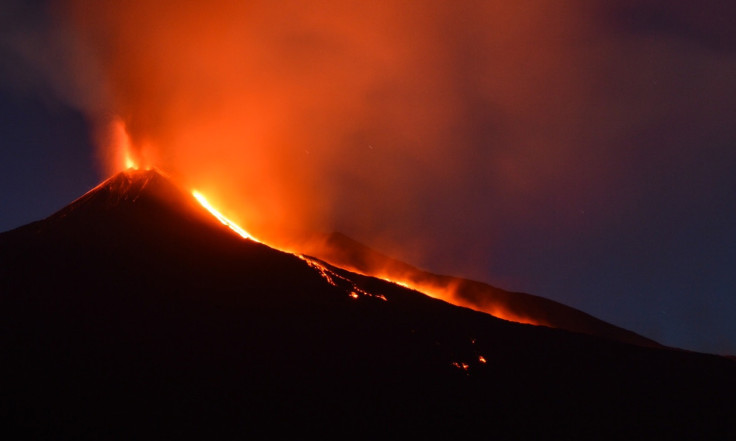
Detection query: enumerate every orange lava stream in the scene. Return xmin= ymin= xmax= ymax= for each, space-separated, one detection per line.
xmin=190 ymin=192 xmax=389 ymax=302
xmin=192 ymin=191 xmax=259 ymax=242
xmin=189 ymin=190 xmax=536 ymax=326
xmin=332 ymin=266 xmax=541 ymax=326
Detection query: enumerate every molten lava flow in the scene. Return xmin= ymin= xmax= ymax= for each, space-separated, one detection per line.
xmin=402 ymin=276 xmax=538 ymax=325
xmin=190 ymin=189 xmax=533 ymax=326
xmin=192 ymin=191 xmax=259 ymax=242
xmin=300 ymin=256 xmax=388 ymax=302
xmin=289 ymin=236 xmax=545 ymax=326
xmin=190 ymin=190 xmax=392 ymax=303
xmin=323 ymin=265 xmax=541 ymax=326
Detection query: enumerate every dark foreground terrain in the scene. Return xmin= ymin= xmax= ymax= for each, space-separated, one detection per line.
xmin=1 ymin=170 xmax=734 ymax=439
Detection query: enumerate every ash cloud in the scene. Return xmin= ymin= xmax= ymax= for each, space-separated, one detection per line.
xmin=40 ymin=0 xmax=736 ymax=353
xmin=56 ymin=0 xmax=613 ymax=247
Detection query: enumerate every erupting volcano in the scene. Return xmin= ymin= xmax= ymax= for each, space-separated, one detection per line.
xmin=1 ymin=168 xmax=735 ymax=439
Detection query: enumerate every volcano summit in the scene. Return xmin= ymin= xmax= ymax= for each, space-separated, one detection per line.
xmin=1 ymin=170 xmax=734 ymax=439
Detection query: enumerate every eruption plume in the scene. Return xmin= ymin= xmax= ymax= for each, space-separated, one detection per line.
xmin=57 ymin=0 xmax=613 ymax=262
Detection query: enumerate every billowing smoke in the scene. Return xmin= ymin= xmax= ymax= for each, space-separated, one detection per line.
xmin=53 ymin=0 xmax=619 ymax=253
xmin=11 ymin=0 xmax=734 ymax=351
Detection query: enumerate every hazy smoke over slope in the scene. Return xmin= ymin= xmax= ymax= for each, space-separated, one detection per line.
xmin=54 ymin=1 xmax=612 ymax=250
xmin=30 ymin=0 xmax=735 ymax=351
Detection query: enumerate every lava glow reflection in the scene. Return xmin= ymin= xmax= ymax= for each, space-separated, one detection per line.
xmin=192 ymin=191 xmax=259 ymax=242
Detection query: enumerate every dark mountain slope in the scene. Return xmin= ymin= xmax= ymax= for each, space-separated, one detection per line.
xmin=1 ymin=170 xmax=734 ymax=439
xmin=302 ymin=232 xmax=660 ymax=347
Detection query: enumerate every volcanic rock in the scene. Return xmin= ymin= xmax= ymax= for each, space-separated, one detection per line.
xmin=1 ymin=169 xmax=734 ymax=439
xmin=302 ymin=231 xmax=660 ymax=347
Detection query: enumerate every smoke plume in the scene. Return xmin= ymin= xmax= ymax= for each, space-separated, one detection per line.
xmin=53 ymin=1 xmax=608 ymax=250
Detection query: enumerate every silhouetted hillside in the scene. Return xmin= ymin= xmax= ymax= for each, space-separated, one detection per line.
xmin=303 ymin=231 xmax=660 ymax=347
xmin=1 ymin=170 xmax=734 ymax=439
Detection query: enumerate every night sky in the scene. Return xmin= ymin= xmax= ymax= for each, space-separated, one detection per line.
xmin=1 ymin=0 xmax=734 ymax=354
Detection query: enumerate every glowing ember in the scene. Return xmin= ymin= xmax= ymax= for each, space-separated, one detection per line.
xmin=301 ymin=257 xmax=339 ymax=287
xmin=192 ymin=191 xmax=259 ymax=242
xmin=451 ymin=362 xmax=470 ymax=371
xmin=300 ymin=256 xmax=389 ymax=302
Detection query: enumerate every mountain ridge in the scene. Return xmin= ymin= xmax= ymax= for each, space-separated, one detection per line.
xmin=9 ymin=168 xmax=656 ymax=347
xmin=303 ymin=231 xmax=661 ymax=347
xmin=1 ymin=169 xmax=734 ymax=439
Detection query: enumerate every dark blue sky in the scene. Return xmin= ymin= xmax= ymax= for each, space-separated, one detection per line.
xmin=0 ymin=89 xmax=99 ymax=228
xmin=1 ymin=0 xmax=734 ymax=354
